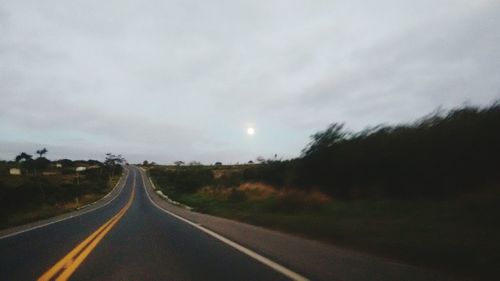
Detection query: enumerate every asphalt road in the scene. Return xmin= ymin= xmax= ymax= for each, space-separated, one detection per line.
xmin=0 ymin=166 xmax=295 ymax=281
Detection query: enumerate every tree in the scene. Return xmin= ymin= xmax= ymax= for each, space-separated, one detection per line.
xmin=104 ymin=153 xmax=125 ymax=177
xmin=15 ymin=152 xmax=34 ymax=175
xmin=15 ymin=152 xmax=33 ymax=163
xmin=174 ymin=161 xmax=184 ymax=166
xmin=33 ymin=157 xmax=50 ymax=172
xmin=36 ymin=148 xmax=48 ymax=158
xmin=104 ymin=153 xmax=124 ymax=166
xmin=143 ymin=160 xmax=149 ymax=166
xmin=15 ymin=151 xmax=46 ymax=197
xmin=301 ymin=123 xmax=348 ymax=157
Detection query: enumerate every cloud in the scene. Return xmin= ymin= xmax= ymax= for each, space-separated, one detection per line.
xmin=0 ymin=0 xmax=499 ymax=163
xmin=261 ymin=0 xmax=500 ymax=131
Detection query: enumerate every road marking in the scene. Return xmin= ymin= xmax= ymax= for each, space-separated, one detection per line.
xmin=138 ymin=168 xmax=310 ymax=281
xmin=0 ymin=168 xmax=130 ymax=240
xmin=37 ymin=172 xmax=136 ymax=281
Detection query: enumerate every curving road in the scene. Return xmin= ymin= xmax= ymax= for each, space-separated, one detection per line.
xmin=0 ymin=166 xmax=297 ymax=281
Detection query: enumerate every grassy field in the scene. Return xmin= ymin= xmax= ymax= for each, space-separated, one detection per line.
xmin=148 ymin=165 xmax=500 ymax=281
xmin=0 ymin=163 xmax=122 ymax=230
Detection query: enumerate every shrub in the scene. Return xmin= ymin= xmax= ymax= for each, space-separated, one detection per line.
xmin=150 ymin=166 xmax=214 ymax=193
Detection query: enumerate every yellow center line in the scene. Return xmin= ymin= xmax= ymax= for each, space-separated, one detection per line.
xmin=38 ymin=175 xmax=136 ymax=281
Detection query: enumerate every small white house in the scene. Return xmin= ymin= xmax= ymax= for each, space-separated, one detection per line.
xmin=9 ymin=168 xmax=21 ymax=175
xmin=56 ymin=163 xmax=62 ymax=168
xmin=75 ymin=166 xmax=87 ymax=172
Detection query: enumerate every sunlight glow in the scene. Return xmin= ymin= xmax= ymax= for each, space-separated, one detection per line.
xmin=247 ymin=127 xmax=255 ymax=135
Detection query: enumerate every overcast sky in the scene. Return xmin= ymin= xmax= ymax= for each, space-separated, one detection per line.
xmin=1 ymin=0 xmax=499 ymax=164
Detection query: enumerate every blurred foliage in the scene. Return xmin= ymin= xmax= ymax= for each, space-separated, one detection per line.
xmin=242 ymin=103 xmax=500 ymax=199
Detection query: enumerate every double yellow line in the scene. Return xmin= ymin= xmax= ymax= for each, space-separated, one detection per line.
xmin=38 ymin=178 xmax=136 ymax=281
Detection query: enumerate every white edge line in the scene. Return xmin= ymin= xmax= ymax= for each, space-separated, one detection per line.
xmin=138 ymin=167 xmax=310 ymax=281
xmin=0 ymin=167 xmax=130 ymax=240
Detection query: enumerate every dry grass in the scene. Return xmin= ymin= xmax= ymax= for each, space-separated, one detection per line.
xmin=197 ymin=181 xmax=332 ymax=206
xmin=278 ymin=189 xmax=332 ymax=204
xmin=212 ymin=169 xmax=226 ymax=179
xmin=238 ymin=182 xmax=277 ymax=199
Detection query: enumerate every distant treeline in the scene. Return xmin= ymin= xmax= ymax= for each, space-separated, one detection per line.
xmin=243 ymin=103 xmax=500 ymax=198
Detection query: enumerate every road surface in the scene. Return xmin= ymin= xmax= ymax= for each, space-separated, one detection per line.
xmin=0 ymin=166 xmax=299 ymax=281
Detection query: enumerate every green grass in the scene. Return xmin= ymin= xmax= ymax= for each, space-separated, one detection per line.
xmin=3 ymin=205 xmax=71 ymax=228
xmin=163 ymin=186 xmax=500 ymax=281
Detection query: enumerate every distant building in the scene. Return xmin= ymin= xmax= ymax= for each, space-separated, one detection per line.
xmin=214 ymin=162 xmax=222 ymax=166
xmin=76 ymin=167 xmax=87 ymax=172
xmin=9 ymin=168 xmax=21 ymax=175
xmin=55 ymin=163 xmax=62 ymax=168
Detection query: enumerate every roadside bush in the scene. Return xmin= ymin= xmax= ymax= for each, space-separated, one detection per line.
xmin=217 ymin=171 xmax=243 ymax=188
xmin=242 ymin=160 xmax=299 ymax=188
xmin=228 ymin=188 xmax=247 ymax=202
xmin=150 ymin=166 xmax=214 ymax=193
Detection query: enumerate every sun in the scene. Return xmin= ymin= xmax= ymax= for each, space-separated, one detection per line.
xmin=247 ymin=127 xmax=255 ymax=135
